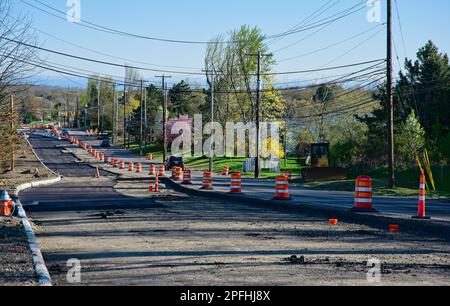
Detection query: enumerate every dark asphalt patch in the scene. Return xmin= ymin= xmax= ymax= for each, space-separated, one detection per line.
xmin=27 ymin=134 xmax=113 ymax=177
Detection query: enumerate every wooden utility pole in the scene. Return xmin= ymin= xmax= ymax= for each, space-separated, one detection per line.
xmin=156 ymin=75 xmax=171 ymax=163
xmin=144 ymin=86 xmax=148 ymax=154
xmin=112 ymin=83 xmax=116 ymax=143
xmin=387 ymin=0 xmax=395 ymax=189
xmin=139 ymin=79 xmax=144 ymax=156
xmin=123 ymin=84 xmax=127 ymax=148
xmin=97 ymin=80 xmax=101 ymax=131
xmin=203 ymin=69 xmax=217 ymax=172
xmin=9 ymin=95 xmax=15 ymax=171
xmin=247 ymin=51 xmax=272 ymax=178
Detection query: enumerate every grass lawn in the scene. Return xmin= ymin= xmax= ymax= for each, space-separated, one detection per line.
xmin=299 ymin=165 xmax=450 ymax=199
xmin=28 ymin=120 xmax=54 ymax=126
xmin=184 ymin=156 xmax=306 ymax=179
xmin=117 ymin=141 xmax=450 ymax=199
xmin=126 ymin=143 xmax=165 ymax=161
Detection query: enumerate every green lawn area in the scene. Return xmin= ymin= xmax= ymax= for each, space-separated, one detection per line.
xmin=122 ymin=141 xmax=306 ymax=178
xmin=184 ymin=156 xmax=306 ymax=179
xmin=300 ymin=165 xmax=450 ymax=199
xmin=28 ymin=120 xmax=54 ymax=126
xmin=117 ymin=143 xmax=165 ymax=162
xmin=118 ymin=141 xmax=450 ymax=199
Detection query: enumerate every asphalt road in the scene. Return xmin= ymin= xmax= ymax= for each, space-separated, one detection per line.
xmin=17 ymin=132 xmax=450 ymax=286
xmin=27 ymin=134 xmax=113 ymax=178
xmin=74 ymin=133 xmax=450 ymax=222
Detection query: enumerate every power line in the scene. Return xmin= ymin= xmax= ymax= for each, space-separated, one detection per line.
xmin=1 ymin=36 xmax=385 ymax=77
xmin=266 ymin=0 xmax=340 ymax=47
xmin=21 ymin=0 xmax=369 ymax=45
xmin=0 ymin=36 xmax=205 ymax=75
xmin=277 ymin=23 xmax=385 ymax=62
xmin=273 ymin=1 xmax=370 ymax=53
xmin=3 ymin=11 xmax=202 ymax=71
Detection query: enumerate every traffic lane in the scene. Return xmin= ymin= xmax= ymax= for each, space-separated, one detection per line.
xmin=28 ymin=194 xmax=450 ymax=286
xmin=187 ymin=177 xmax=450 ymax=221
xmin=20 ymin=179 xmax=159 ymax=213
xmin=28 ymin=134 xmax=113 ymax=177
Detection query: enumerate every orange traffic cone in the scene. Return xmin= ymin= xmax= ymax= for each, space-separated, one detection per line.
xmin=93 ymin=167 xmax=101 ymax=179
xmin=412 ymin=171 xmax=431 ymax=219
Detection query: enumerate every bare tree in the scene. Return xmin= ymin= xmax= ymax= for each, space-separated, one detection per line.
xmin=0 ymin=0 xmax=39 ymax=172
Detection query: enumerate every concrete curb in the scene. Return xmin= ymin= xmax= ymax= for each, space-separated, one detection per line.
xmin=13 ymin=177 xmax=62 ymax=288
xmin=15 ymin=176 xmax=62 ymax=195
xmin=162 ymin=178 xmax=450 ymax=241
xmin=12 ymin=134 xmax=62 ymax=287
xmin=15 ymin=200 xmax=52 ymax=286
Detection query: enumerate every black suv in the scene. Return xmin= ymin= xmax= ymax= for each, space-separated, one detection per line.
xmin=166 ymin=156 xmax=184 ymax=170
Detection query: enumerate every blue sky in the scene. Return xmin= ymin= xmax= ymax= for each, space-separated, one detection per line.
xmin=11 ymin=0 xmax=450 ymax=88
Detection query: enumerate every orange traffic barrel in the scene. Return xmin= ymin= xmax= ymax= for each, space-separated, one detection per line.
xmin=171 ymin=167 xmax=177 ymax=179
xmin=412 ymin=171 xmax=431 ymax=219
xmin=119 ymin=160 xmax=125 ymax=170
xmin=285 ymin=170 xmax=292 ymax=180
xmin=175 ymin=167 xmax=183 ymax=181
xmin=182 ymin=169 xmax=192 ymax=185
xmin=128 ymin=162 xmax=134 ymax=172
xmin=104 ymin=155 xmax=109 ymax=164
xmin=352 ymin=176 xmax=376 ymax=212
xmin=112 ymin=158 xmax=117 ymax=168
xmin=136 ymin=163 xmax=142 ymax=173
xmin=274 ymin=176 xmax=291 ymax=200
xmin=149 ymin=164 xmax=156 ymax=176
xmin=158 ymin=165 xmax=166 ymax=177
xmin=222 ymin=166 xmax=229 ymax=176
xmin=201 ymin=171 xmax=214 ymax=190
xmin=230 ymin=172 xmax=242 ymax=193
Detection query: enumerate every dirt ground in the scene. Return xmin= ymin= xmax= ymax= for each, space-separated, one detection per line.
xmin=0 ymin=135 xmax=55 ymax=193
xmin=0 ymin=134 xmax=56 ymax=287
xmin=0 ymin=218 xmax=37 ymax=286
xmin=29 ymin=180 xmax=450 ymax=286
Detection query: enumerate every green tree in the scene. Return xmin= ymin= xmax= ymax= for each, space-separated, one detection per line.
xmin=169 ymin=81 xmax=196 ymax=117
xmin=359 ymin=41 xmax=450 ymax=165
xmin=205 ymin=25 xmax=279 ymax=124
xmin=397 ymin=110 xmax=426 ymax=164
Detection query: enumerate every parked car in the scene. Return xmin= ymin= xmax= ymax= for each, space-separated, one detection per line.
xmin=165 ymin=156 xmax=184 ymax=170
xmin=100 ymin=139 xmax=111 ymax=148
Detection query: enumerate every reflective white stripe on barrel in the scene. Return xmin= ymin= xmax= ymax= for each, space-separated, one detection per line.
xmin=355 ymin=198 xmax=372 ymax=203
xmin=355 ymin=187 xmax=372 ymax=192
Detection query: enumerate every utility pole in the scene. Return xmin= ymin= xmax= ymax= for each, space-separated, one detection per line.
xmin=123 ymin=84 xmax=127 ymax=149
xmin=139 ymin=80 xmax=144 ymax=156
xmin=203 ymin=69 xmax=219 ymax=172
xmin=9 ymin=95 xmax=15 ymax=171
xmin=97 ymin=80 xmax=101 ymax=133
xmin=387 ymin=0 xmax=395 ymax=189
xmin=144 ymin=86 xmax=148 ymax=154
xmin=84 ymin=105 xmax=88 ymax=131
xmin=74 ymin=93 xmax=79 ymax=129
xmin=112 ymin=83 xmax=116 ymax=143
xmin=156 ymin=75 xmax=171 ymax=163
xmin=247 ymin=51 xmax=272 ymax=178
